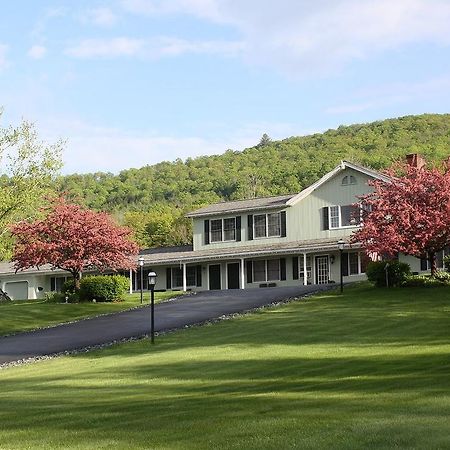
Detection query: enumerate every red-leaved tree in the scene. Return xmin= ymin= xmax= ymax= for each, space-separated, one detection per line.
xmin=10 ymin=198 xmax=139 ymax=288
xmin=352 ymin=161 xmax=450 ymax=276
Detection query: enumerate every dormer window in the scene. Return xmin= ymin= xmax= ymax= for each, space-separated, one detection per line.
xmin=342 ymin=175 xmax=357 ymax=185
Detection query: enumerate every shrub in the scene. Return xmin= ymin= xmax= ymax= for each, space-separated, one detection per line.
xmin=79 ymin=275 xmax=129 ymax=302
xmin=44 ymin=291 xmax=80 ymax=303
xmin=62 ymin=279 xmax=76 ymax=294
xmin=366 ymin=260 xmax=411 ymax=287
xmin=402 ymin=273 xmax=450 ymax=287
xmin=444 ymin=255 xmax=450 ymax=272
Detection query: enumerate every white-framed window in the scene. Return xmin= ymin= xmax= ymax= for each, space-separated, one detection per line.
xmin=254 ymin=212 xmax=281 ymax=238
xmin=253 ymin=259 xmax=281 ymax=282
xmin=210 ymin=218 xmax=236 ymax=243
xmin=329 ymin=205 xmax=361 ymax=229
xmin=343 ymin=252 xmax=369 ymax=275
xmin=299 ymin=256 xmax=312 ymax=280
xmin=50 ymin=277 xmax=69 ymax=292
xmin=172 ymin=266 xmax=197 ymax=287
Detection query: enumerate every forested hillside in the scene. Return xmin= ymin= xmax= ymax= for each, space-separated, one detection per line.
xmin=57 ymin=113 xmax=450 ymax=248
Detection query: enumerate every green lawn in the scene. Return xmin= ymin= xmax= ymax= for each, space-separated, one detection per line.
xmin=0 ymin=291 xmax=183 ymax=336
xmin=1 ymin=283 xmax=449 ymax=449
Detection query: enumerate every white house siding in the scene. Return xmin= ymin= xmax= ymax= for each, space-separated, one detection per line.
xmin=0 ymin=273 xmax=50 ymax=300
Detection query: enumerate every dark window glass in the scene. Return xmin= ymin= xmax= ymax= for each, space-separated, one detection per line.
xmin=254 ymin=214 xmax=267 ymax=238
xmin=267 ymin=259 xmax=280 ymax=281
xmin=267 ymin=213 xmax=281 ymax=237
xmin=172 ymin=268 xmax=183 ymax=287
xmin=210 ymin=219 xmax=223 ymax=242
xmin=349 ymin=253 xmax=359 ymax=275
xmin=223 ymin=218 xmax=236 ymax=241
xmin=253 ymin=260 xmax=266 ymax=282
xmin=341 ymin=205 xmax=360 ymax=226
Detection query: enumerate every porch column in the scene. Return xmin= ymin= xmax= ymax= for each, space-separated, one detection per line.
xmin=303 ymin=253 xmax=308 ymax=286
xmin=182 ymin=263 xmax=187 ymax=292
xmin=240 ymin=258 xmax=245 ymax=289
xmin=129 ymin=268 xmax=133 ymax=294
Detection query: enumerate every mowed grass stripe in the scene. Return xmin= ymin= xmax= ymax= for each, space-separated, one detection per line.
xmin=0 ymin=283 xmax=449 ymax=449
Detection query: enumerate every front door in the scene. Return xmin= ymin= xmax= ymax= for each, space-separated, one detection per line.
xmin=227 ymin=263 xmax=240 ymax=289
xmin=209 ymin=264 xmax=221 ymax=290
xmin=315 ymin=256 xmax=329 ymax=284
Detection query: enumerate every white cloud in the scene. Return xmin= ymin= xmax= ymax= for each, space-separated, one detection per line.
xmin=120 ymin=0 xmax=450 ymax=76
xmin=0 ymin=44 xmax=9 ymax=71
xmin=65 ymin=36 xmax=243 ymax=59
xmin=28 ymin=45 xmax=47 ymax=60
xmin=84 ymin=7 xmax=118 ymax=27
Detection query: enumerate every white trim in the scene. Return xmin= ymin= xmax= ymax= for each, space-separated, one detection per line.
xmin=303 ymin=253 xmax=307 ymax=286
xmin=315 ymin=254 xmax=330 ymax=285
xmin=240 ymin=258 xmax=245 ymax=289
xmin=182 ymin=263 xmax=187 ymax=292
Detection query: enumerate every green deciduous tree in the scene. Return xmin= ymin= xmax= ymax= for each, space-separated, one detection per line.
xmin=0 ymin=111 xmax=63 ymax=259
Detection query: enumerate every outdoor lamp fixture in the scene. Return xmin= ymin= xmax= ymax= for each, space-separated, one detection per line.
xmin=138 ymin=256 xmax=144 ymax=304
xmin=337 ymin=239 xmax=345 ymax=294
xmin=148 ymin=271 xmax=157 ymax=344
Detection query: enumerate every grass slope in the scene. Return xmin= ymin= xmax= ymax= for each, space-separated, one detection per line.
xmin=1 ymin=284 xmax=449 ymax=449
xmin=0 ymin=291 xmax=183 ymax=336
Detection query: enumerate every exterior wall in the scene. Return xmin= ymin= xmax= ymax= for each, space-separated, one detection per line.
xmin=0 ymin=273 xmax=51 ymax=300
xmin=287 ymin=168 xmax=374 ymax=241
xmin=192 ymin=168 xmax=374 ymax=251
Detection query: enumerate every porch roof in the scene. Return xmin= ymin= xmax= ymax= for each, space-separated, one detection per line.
xmin=139 ymin=238 xmax=360 ymax=265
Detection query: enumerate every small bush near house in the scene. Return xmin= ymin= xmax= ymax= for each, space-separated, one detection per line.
xmin=44 ymin=291 xmax=80 ymax=303
xmin=443 ymin=255 xmax=450 ymax=272
xmin=402 ymin=272 xmax=450 ymax=287
xmin=79 ymin=275 xmax=129 ymax=302
xmin=366 ymin=260 xmax=411 ymax=287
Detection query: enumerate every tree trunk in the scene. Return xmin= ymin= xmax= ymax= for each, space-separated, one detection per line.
xmin=429 ymin=252 xmax=437 ymax=277
xmin=72 ymin=271 xmax=81 ymax=290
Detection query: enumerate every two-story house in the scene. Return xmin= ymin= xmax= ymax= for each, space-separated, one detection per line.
xmin=1 ymin=157 xmax=443 ymax=299
xmin=131 ymin=160 xmax=390 ymax=292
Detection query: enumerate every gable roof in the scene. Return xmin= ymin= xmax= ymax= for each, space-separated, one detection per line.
xmin=185 ymin=193 xmax=295 ymax=218
xmin=186 ymin=160 xmax=390 ymax=218
xmin=286 ymin=160 xmax=391 ymax=206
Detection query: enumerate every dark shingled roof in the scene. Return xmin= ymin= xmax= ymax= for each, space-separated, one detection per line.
xmin=186 ymin=194 xmax=295 ymax=218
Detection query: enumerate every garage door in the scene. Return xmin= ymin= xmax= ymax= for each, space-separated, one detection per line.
xmin=4 ymin=281 xmax=28 ymax=300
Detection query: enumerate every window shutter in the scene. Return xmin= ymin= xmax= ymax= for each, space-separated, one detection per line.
xmin=420 ymin=258 xmax=428 ymax=271
xmin=246 ymin=260 xmax=253 ymax=283
xmin=341 ymin=253 xmax=349 ymax=277
xmin=196 ymin=265 xmax=202 ymax=287
xmin=280 ymin=211 xmax=287 ymax=237
xmin=322 ymin=207 xmax=329 ymax=230
xmin=280 ymin=258 xmax=286 ymax=280
xmin=247 ymin=215 xmax=253 ymax=240
xmin=236 ymin=216 xmax=241 ymax=242
xmin=292 ymin=257 xmax=299 ymax=280
xmin=204 ymin=219 xmax=210 ymax=245
xmin=166 ymin=268 xmax=172 ymax=289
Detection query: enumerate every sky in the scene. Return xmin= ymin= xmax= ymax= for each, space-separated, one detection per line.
xmin=1 ymin=0 xmax=450 ymax=174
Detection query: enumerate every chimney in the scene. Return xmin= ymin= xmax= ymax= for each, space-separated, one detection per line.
xmin=406 ymin=153 xmax=426 ymax=169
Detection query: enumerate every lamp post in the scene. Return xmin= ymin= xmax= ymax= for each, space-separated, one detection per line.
xmin=337 ymin=239 xmax=345 ymax=294
xmin=138 ymin=256 xmax=144 ymax=304
xmin=148 ymin=271 xmax=157 ymax=344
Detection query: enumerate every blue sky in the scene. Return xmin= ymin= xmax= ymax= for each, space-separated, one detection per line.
xmin=1 ymin=0 xmax=450 ymax=174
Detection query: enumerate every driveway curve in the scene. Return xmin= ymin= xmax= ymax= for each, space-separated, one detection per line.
xmin=0 ymin=285 xmax=333 ymax=365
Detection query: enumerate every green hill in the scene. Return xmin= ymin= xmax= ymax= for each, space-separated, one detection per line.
xmin=57 ymin=113 xmax=450 ymax=247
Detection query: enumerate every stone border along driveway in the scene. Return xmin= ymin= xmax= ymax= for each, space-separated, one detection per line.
xmin=0 ymin=285 xmax=335 ymax=369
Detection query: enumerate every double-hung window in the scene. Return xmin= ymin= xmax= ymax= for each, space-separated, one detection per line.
xmin=253 ymin=259 xmax=281 ymax=282
xmin=329 ymin=205 xmax=360 ymax=229
xmin=254 ymin=212 xmax=281 ymax=238
xmin=210 ymin=218 xmax=236 ymax=242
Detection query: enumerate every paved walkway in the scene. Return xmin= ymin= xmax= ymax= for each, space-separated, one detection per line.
xmin=0 ymin=285 xmax=333 ymax=365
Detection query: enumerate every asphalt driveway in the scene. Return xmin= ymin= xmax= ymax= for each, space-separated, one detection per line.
xmin=0 ymin=284 xmax=333 ymax=366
